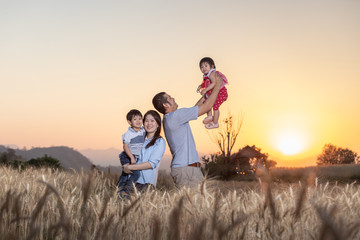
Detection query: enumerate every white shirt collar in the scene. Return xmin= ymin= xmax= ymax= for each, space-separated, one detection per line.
xmin=203 ymin=68 xmax=216 ymax=78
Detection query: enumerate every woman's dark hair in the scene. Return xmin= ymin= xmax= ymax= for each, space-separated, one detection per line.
xmin=143 ymin=110 xmax=162 ymax=149
xmin=199 ymin=57 xmax=216 ymax=69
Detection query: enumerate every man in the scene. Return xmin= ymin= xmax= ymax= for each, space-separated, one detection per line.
xmin=152 ymin=72 xmax=223 ymax=188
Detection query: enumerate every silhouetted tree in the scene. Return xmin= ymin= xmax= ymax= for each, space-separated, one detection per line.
xmin=0 ymin=148 xmax=25 ymax=167
xmin=317 ymin=144 xmax=359 ymax=165
xmin=265 ymin=159 xmax=277 ymax=169
xmin=27 ymin=154 xmax=62 ymax=169
xmin=208 ymin=112 xmax=243 ymax=159
xmin=0 ymin=152 xmax=8 ymax=165
xmin=203 ymin=145 xmax=276 ymax=180
xmin=202 ymin=154 xmax=236 ymax=180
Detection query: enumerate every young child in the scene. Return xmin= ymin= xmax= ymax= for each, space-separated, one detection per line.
xmin=117 ymin=109 xmax=146 ymax=194
xmin=196 ymin=57 xmax=228 ymax=129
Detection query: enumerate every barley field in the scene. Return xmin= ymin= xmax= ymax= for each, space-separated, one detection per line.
xmin=1 ymin=166 xmax=360 ymax=240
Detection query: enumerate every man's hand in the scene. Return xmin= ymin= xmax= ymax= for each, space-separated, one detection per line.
xmin=208 ymin=71 xmax=222 ymax=86
xmin=130 ymin=157 xmax=136 ymax=165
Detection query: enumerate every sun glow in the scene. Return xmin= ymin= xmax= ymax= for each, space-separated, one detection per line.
xmin=274 ymin=130 xmax=307 ymax=156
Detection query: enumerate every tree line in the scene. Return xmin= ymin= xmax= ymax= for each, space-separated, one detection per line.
xmin=0 ymin=148 xmax=62 ymax=170
xmin=317 ymin=143 xmax=359 ymax=165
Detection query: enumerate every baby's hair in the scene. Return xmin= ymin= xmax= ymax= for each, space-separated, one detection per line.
xmin=126 ymin=109 xmax=142 ymax=121
xmin=199 ymin=57 xmax=216 ymax=69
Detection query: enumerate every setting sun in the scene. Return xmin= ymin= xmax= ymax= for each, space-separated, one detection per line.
xmin=274 ymin=130 xmax=306 ymax=156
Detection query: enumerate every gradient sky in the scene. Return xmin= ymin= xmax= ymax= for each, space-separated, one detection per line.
xmin=1 ymin=0 xmax=359 ymax=166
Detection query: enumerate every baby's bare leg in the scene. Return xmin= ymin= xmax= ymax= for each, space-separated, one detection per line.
xmin=213 ymin=110 xmax=220 ymax=124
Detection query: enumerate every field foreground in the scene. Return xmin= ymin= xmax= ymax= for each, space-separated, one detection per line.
xmin=1 ymin=166 xmax=360 ymax=239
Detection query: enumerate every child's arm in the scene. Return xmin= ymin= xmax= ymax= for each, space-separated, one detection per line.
xmin=123 ymin=143 xmax=136 ymax=164
xmin=200 ymin=78 xmax=216 ymax=96
xmin=196 ymin=84 xmax=202 ymax=93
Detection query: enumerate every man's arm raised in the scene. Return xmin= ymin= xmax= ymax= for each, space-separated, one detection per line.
xmin=196 ymin=72 xmax=222 ymax=117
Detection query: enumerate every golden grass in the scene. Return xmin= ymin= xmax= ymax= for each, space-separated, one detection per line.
xmin=1 ymin=166 xmax=360 ymax=239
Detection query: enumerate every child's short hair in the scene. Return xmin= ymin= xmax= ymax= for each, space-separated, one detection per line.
xmin=126 ymin=109 xmax=142 ymax=121
xmin=199 ymin=57 xmax=216 ymax=69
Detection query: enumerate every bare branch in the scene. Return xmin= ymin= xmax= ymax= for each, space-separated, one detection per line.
xmin=207 ymin=112 xmax=244 ymax=157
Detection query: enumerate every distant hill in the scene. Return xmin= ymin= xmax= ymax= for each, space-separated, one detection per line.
xmin=0 ymin=145 xmax=93 ymax=172
xmin=80 ymin=148 xmax=121 ymax=167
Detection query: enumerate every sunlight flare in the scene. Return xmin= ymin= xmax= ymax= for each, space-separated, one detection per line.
xmin=274 ymin=130 xmax=306 ymax=156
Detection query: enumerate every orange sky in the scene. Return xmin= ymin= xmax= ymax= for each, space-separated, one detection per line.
xmin=1 ymin=0 xmax=360 ymax=167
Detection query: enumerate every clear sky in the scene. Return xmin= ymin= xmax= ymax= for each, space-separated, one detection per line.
xmin=1 ymin=0 xmax=359 ymax=167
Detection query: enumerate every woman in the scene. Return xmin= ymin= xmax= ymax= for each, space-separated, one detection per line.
xmin=119 ymin=110 xmax=166 ymax=198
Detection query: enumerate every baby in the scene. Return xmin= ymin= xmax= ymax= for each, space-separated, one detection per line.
xmin=197 ymin=57 xmax=228 ymax=129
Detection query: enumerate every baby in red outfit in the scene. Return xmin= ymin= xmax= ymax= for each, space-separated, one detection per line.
xmin=196 ymin=57 xmax=228 ymax=129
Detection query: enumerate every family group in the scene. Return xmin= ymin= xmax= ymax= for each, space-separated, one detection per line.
xmin=117 ymin=57 xmax=229 ymax=199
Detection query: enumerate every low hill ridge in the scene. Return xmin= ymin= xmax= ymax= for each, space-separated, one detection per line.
xmin=0 ymin=145 xmax=93 ymax=171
